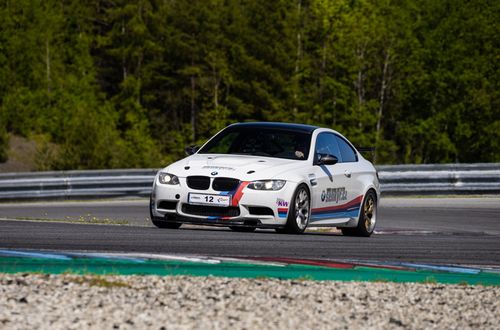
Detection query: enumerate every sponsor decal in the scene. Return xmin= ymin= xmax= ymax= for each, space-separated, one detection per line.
xmin=321 ymin=187 xmax=347 ymax=203
xmin=202 ymin=166 xmax=235 ymax=171
xmin=311 ymin=195 xmax=363 ymax=221
xmin=276 ymin=198 xmax=289 ymax=207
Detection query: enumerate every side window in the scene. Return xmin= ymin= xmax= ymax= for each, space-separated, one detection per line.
xmin=335 ymin=135 xmax=358 ymax=162
xmin=314 ymin=133 xmax=341 ymax=162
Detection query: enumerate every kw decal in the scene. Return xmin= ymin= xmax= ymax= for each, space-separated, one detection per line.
xmin=321 ymin=187 xmax=347 ymax=203
xmin=276 ymin=198 xmax=289 ymax=207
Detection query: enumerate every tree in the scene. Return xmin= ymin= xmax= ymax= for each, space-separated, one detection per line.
xmin=0 ymin=0 xmax=498 ymax=169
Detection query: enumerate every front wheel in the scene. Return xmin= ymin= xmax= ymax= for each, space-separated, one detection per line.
xmin=151 ymin=218 xmax=182 ymax=229
xmin=150 ymin=198 xmax=182 ymax=229
xmin=341 ymin=190 xmax=377 ymax=237
xmin=284 ymin=184 xmax=310 ymax=234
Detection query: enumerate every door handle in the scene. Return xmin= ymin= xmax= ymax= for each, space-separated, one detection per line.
xmin=344 ymin=170 xmax=351 ymax=178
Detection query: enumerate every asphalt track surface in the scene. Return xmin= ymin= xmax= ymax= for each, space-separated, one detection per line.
xmin=0 ymin=197 xmax=499 ymax=265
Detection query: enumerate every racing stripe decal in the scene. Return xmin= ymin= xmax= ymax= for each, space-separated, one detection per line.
xmin=312 ymin=195 xmax=363 ymax=214
xmin=310 ymin=208 xmax=360 ymax=221
xmin=231 ymin=181 xmax=250 ymax=206
xmin=207 ymin=216 xmax=232 ymax=221
xmin=311 ymin=195 xmax=363 ymax=221
xmin=277 ymin=208 xmax=288 ymax=218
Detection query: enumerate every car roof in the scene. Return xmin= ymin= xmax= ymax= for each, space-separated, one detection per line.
xmin=230 ymin=122 xmax=319 ymax=133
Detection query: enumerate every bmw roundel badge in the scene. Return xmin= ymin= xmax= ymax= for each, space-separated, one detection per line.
xmin=211 ymin=171 xmax=218 ymax=176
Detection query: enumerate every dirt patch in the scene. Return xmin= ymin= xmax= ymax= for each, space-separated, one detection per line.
xmin=0 ymin=134 xmax=37 ymax=172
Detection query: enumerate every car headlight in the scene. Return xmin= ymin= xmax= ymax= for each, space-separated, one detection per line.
xmin=158 ymin=173 xmax=180 ymax=185
xmin=247 ymin=180 xmax=286 ymax=191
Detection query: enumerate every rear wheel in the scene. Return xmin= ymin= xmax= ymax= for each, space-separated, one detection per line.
xmin=284 ymin=184 xmax=310 ymax=234
xmin=229 ymin=226 xmax=256 ymax=232
xmin=341 ymin=190 xmax=377 ymax=237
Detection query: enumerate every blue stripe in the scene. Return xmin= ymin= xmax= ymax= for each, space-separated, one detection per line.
xmin=312 ymin=205 xmax=360 ymax=216
xmin=0 ymin=249 xmax=72 ymax=260
xmin=219 ymin=184 xmax=240 ymax=196
xmin=400 ymin=263 xmax=481 ymax=275
xmin=311 ymin=208 xmax=359 ymax=221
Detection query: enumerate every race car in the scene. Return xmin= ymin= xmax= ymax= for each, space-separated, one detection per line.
xmin=150 ymin=122 xmax=380 ymax=236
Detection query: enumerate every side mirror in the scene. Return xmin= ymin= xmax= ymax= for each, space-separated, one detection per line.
xmin=315 ymin=154 xmax=338 ymax=166
xmin=185 ymin=145 xmax=200 ymax=155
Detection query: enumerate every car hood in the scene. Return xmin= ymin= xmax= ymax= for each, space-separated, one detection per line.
xmin=163 ymin=154 xmax=306 ymax=181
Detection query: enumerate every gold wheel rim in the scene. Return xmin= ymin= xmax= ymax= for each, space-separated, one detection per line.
xmin=363 ymin=195 xmax=376 ymax=232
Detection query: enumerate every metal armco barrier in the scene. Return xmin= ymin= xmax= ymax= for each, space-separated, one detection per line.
xmin=377 ymin=163 xmax=500 ymax=195
xmin=0 ymin=164 xmax=499 ymax=200
xmin=0 ymin=169 xmax=157 ymax=200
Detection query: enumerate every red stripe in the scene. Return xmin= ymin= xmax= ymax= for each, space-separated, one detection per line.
xmin=312 ymin=195 xmax=363 ymax=213
xmin=231 ymin=181 xmax=249 ymax=206
xmin=247 ymin=257 xmax=355 ymax=269
xmin=278 ymin=208 xmax=288 ymax=213
xmin=356 ymin=263 xmax=411 ymax=271
xmin=229 ymin=257 xmax=410 ymax=271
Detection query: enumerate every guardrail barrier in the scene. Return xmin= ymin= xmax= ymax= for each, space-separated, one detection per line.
xmin=0 ymin=164 xmax=498 ymax=200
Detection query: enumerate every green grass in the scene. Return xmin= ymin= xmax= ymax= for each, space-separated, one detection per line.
xmin=2 ymin=257 xmax=499 ymax=286
xmin=70 ymin=276 xmax=131 ymax=288
xmin=421 ymin=277 xmax=438 ymax=284
xmin=1 ymin=216 xmax=129 ymax=226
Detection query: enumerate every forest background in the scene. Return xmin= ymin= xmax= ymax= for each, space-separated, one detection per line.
xmin=0 ymin=0 xmax=498 ymax=170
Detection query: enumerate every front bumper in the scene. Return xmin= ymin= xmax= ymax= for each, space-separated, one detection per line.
xmin=151 ymin=214 xmax=284 ymax=229
xmin=151 ymin=177 xmax=297 ymax=227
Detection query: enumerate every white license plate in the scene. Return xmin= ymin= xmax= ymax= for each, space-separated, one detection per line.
xmin=188 ymin=193 xmax=231 ymax=207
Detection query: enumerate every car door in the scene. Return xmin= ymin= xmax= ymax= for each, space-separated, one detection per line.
xmin=310 ymin=133 xmax=363 ymax=225
xmin=333 ymin=134 xmax=365 ymax=213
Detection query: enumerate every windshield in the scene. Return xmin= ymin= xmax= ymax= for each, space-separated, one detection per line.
xmin=198 ymin=126 xmax=312 ymax=160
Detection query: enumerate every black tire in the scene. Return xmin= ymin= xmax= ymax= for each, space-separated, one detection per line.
xmin=229 ymin=226 xmax=256 ymax=232
xmin=341 ymin=190 xmax=377 ymax=237
xmin=150 ymin=198 xmax=182 ymax=229
xmin=284 ymin=184 xmax=311 ymax=234
xmin=151 ymin=217 xmax=182 ymax=229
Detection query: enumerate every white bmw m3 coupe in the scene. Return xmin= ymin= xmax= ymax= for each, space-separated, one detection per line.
xmin=150 ymin=122 xmax=380 ymax=236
